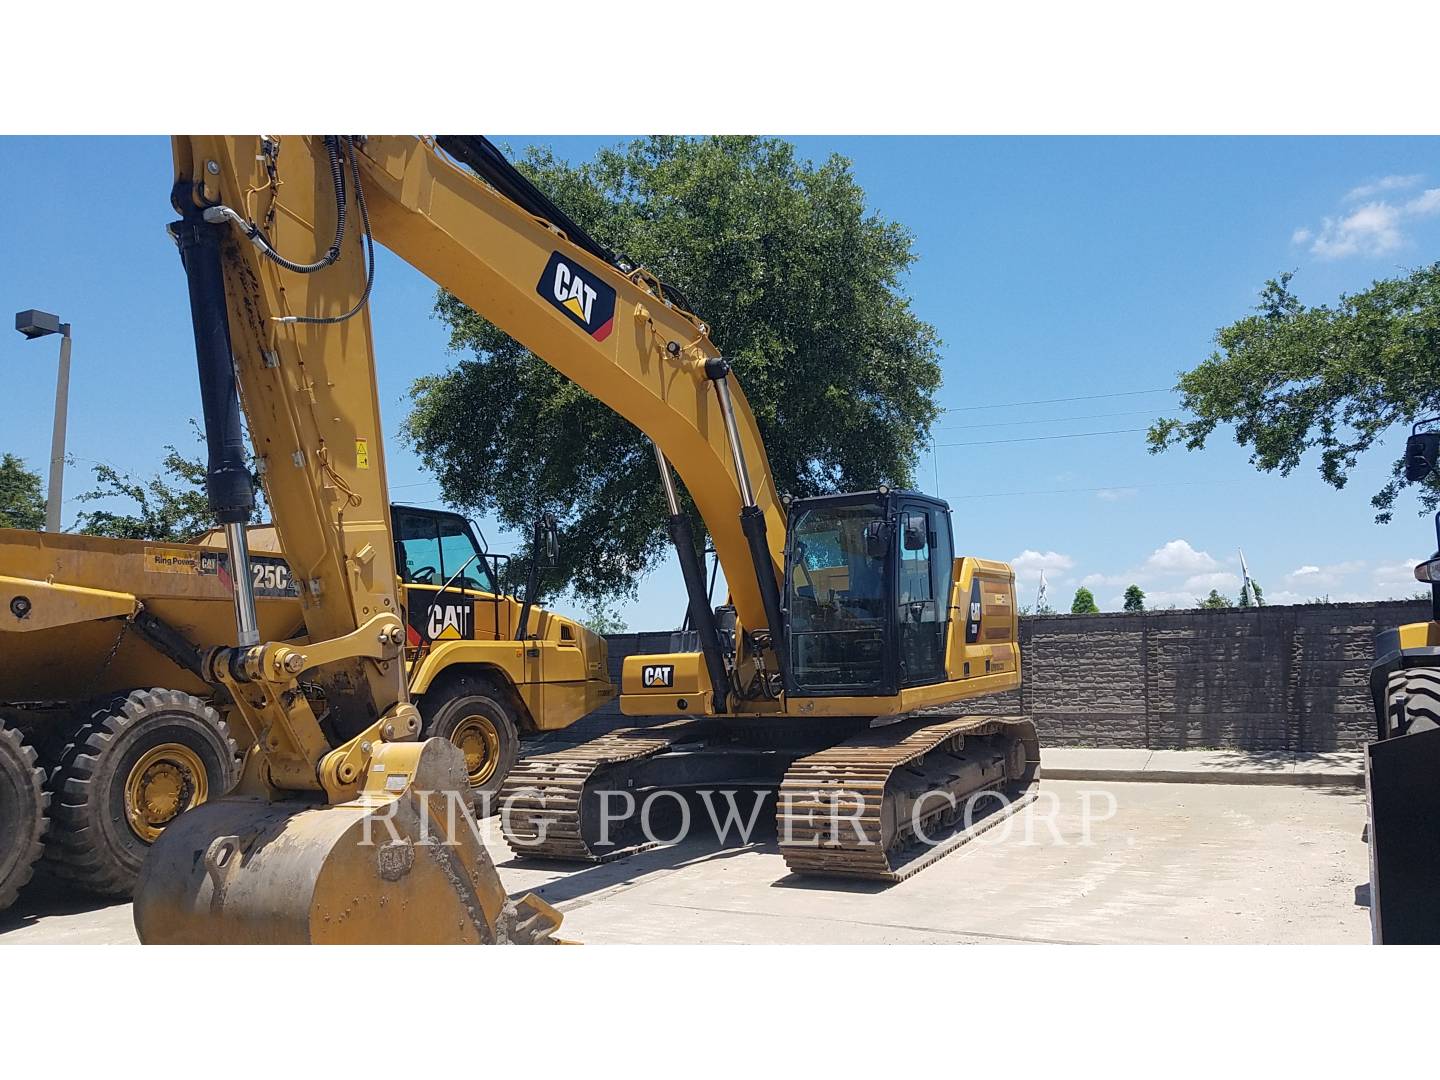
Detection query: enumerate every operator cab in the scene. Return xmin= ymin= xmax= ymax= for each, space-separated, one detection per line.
xmin=391 ymin=505 xmax=498 ymax=593
xmin=783 ymin=489 xmax=953 ymax=697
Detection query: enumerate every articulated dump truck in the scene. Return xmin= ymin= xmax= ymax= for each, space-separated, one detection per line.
xmin=0 ymin=507 xmax=613 ymax=911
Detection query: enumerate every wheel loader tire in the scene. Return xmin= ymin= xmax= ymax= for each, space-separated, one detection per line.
xmin=419 ymin=676 xmax=521 ymax=813
xmin=1386 ymin=667 xmax=1440 ymax=735
xmin=0 ymin=722 xmax=47 ymax=912
xmin=43 ymin=689 xmax=239 ymax=898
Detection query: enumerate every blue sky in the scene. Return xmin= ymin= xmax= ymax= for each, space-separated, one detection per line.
xmin=3 ymin=136 xmax=1439 ymax=627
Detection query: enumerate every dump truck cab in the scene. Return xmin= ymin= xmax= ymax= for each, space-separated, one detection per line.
xmin=192 ymin=504 xmax=614 ymax=792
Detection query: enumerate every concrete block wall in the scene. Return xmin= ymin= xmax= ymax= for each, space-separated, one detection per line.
xmin=590 ymin=600 xmax=1428 ymax=751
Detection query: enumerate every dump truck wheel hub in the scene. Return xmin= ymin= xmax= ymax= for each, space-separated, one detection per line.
xmin=452 ymin=715 xmax=501 ymax=786
xmin=126 ymin=743 xmax=209 ymax=842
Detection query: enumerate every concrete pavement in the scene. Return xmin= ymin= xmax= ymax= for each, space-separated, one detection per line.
xmin=0 ymin=779 xmax=1372 ymax=945
xmin=1039 ymin=747 xmax=1364 ymax=786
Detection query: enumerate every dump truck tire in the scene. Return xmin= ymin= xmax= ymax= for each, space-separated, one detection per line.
xmin=1387 ymin=667 xmax=1440 ymax=733
xmin=0 ymin=722 xmax=47 ymax=912
xmin=419 ymin=676 xmax=521 ymax=812
xmin=43 ymin=689 xmax=239 ymax=898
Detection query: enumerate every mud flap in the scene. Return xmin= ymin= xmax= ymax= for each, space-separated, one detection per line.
xmin=1366 ymin=725 xmax=1440 ymax=944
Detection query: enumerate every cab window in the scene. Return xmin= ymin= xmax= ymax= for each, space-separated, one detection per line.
xmin=437 ymin=514 xmax=494 ymax=591
xmin=394 ymin=510 xmax=442 ymax=584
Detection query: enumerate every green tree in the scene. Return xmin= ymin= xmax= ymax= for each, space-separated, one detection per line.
xmin=1238 ymin=579 xmax=1265 ymax=607
xmin=1071 ymin=586 xmax=1100 ymax=614
xmin=0 ymin=453 xmax=46 ymax=530
xmin=1123 ymin=584 xmax=1146 ymax=611
xmin=406 ymin=136 xmax=943 ymax=601
xmin=1148 ymin=267 xmax=1440 ymax=523
xmin=1198 ymin=588 xmax=1233 ymax=609
xmin=74 ymin=434 xmax=266 ymax=542
xmin=579 ymin=596 xmax=629 ymax=637
xmin=73 ymin=447 xmax=216 ymax=541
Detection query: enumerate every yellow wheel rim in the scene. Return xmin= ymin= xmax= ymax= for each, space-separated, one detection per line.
xmin=451 ymin=715 xmax=501 ymax=787
xmin=124 ymin=742 xmax=209 ymax=843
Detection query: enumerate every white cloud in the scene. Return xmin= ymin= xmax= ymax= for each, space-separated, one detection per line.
xmin=1310 ymin=202 xmax=1404 ymax=259
xmin=1183 ymin=571 xmax=1242 ymax=593
xmin=1143 ymin=539 xmax=1219 ymax=575
xmin=1296 ymin=179 xmax=1440 ymax=261
xmin=1285 ymin=560 xmax=1365 ymax=588
xmin=1344 ymin=174 xmax=1423 ymax=201
xmin=1373 ymin=558 xmax=1423 ymax=593
xmin=1405 ymin=188 xmax=1440 ymax=216
xmin=1095 ymin=487 xmax=1138 ymax=502
xmin=1010 ymin=549 xmax=1074 ymax=585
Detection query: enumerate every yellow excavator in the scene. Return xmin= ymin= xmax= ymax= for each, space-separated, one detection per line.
xmin=134 ymin=135 xmax=1035 ymax=943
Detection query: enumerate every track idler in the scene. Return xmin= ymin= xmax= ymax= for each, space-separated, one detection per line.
xmin=134 ymin=738 xmax=561 ymax=944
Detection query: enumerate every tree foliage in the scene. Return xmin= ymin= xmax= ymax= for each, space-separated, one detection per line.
xmin=73 ymin=447 xmax=215 ymax=541
xmin=0 ymin=453 xmax=47 ymax=530
xmin=1149 ymin=267 xmax=1440 ymax=522
xmin=1123 ymin=584 xmax=1146 ymax=612
xmin=1198 ymin=588 xmax=1233 ymax=609
xmin=73 ymin=432 xmax=265 ymax=542
xmin=1238 ymin=579 xmax=1265 ymax=607
xmin=406 ymin=136 xmax=943 ymax=601
xmin=1071 ymin=586 xmax=1100 ymax=614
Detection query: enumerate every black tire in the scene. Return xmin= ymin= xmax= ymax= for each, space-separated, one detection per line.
xmin=419 ymin=675 xmax=522 ymax=812
xmin=43 ymin=689 xmax=239 ymax=898
xmin=0 ymin=722 xmax=47 ymax=912
xmin=1386 ymin=667 xmax=1440 ymax=735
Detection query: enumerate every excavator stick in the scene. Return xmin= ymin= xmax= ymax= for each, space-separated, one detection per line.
xmin=137 ymin=737 xmax=562 ymax=944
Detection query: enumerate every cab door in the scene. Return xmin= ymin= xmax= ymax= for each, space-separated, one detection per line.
xmin=896 ymin=503 xmax=951 ymax=687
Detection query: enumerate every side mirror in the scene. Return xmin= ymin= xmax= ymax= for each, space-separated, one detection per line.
xmin=863 ymin=520 xmax=891 ymax=560
xmin=1405 ymin=431 xmax=1440 ymax=483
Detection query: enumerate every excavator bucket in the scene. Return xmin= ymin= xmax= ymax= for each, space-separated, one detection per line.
xmin=134 ymin=738 xmax=562 ymax=944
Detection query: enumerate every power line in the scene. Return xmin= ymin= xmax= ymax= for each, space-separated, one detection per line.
xmin=947 ymin=478 xmax=1244 ymax=500
xmin=937 ymin=408 xmax=1158 ymax=432
xmin=937 ymin=427 xmax=1147 ymax=448
xmin=945 ymin=387 xmax=1173 ymax=412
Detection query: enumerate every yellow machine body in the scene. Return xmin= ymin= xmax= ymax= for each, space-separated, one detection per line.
xmin=134 ymin=737 xmax=560 ymax=944
xmin=0 ymin=524 xmax=611 ymax=734
xmin=116 ymin=133 xmax=1033 ymax=940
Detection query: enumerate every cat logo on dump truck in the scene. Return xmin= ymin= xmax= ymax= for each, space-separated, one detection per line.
xmin=642 ymin=664 xmax=674 ymax=688
xmin=406 ymin=596 xmax=475 ymax=645
xmin=538 ymin=251 xmax=616 ymax=341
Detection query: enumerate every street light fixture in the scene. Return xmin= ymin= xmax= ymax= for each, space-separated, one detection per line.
xmin=14 ymin=309 xmax=73 ymax=532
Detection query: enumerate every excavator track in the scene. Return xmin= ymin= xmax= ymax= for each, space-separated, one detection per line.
xmin=499 ymin=719 xmax=714 ymax=861
xmin=777 ymin=714 xmax=1039 ymax=882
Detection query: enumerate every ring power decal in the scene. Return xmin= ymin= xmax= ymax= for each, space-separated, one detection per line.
xmin=537 ymin=251 xmax=617 ymax=341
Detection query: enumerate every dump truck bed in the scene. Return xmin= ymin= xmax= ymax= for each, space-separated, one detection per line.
xmin=0 ymin=527 xmax=302 ymax=703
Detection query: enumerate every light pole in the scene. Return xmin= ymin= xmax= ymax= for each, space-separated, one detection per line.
xmin=14 ymin=309 xmax=73 ymax=532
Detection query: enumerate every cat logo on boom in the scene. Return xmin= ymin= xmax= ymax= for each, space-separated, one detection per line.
xmin=538 ymin=251 xmax=616 ymax=341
